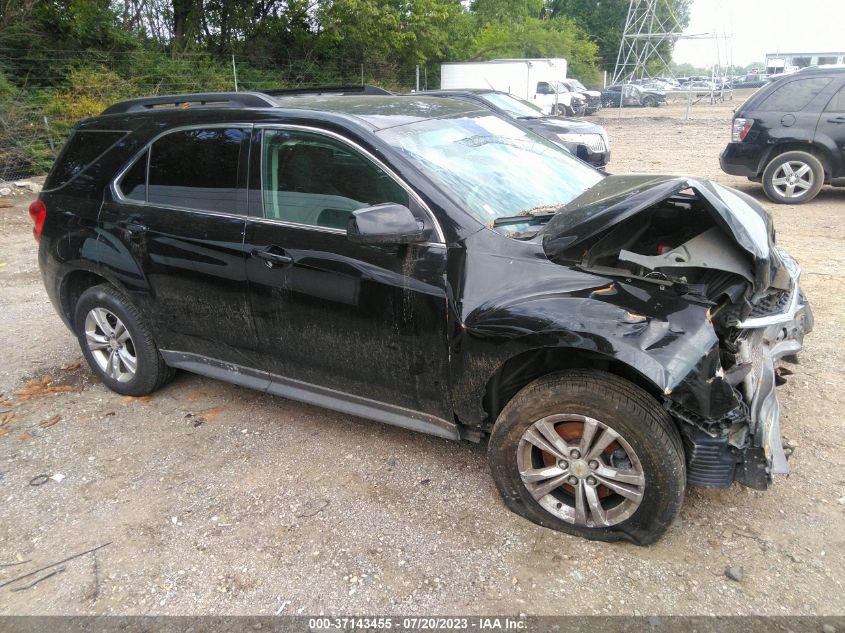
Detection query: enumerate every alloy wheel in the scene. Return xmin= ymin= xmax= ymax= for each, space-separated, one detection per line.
xmin=771 ymin=160 xmax=815 ymax=199
xmin=517 ymin=414 xmax=646 ymax=528
xmin=84 ymin=307 xmax=137 ymax=382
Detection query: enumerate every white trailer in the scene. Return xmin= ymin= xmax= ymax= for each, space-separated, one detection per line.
xmin=439 ymin=59 xmax=581 ymax=115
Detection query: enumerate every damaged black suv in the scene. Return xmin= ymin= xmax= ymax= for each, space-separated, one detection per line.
xmin=33 ymin=91 xmax=812 ymax=544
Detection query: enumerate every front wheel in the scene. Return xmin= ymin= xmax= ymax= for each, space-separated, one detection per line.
xmin=488 ymin=370 xmax=686 ymax=545
xmin=762 ymin=150 xmax=824 ymax=204
xmin=642 ymin=95 xmax=657 ymax=107
xmin=74 ymin=284 xmax=174 ymax=396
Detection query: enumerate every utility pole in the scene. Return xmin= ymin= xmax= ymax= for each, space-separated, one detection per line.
xmin=612 ymin=0 xmax=685 ymax=83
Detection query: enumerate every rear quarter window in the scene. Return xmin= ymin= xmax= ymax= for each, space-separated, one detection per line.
xmin=755 ymin=77 xmax=832 ymax=112
xmin=44 ymin=130 xmax=128 ymax=190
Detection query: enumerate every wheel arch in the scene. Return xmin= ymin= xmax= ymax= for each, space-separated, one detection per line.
xmin=759 ymin=141 xmax=834 ymax=180
xmin=482 ymin=346 xmax=666 ymax=429
xmin=58 ymin=265 xmax=131 ymax=328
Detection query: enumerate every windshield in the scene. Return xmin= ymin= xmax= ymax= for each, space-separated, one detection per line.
xmin=569 ymin=79 xmax=588 ymax=91
xmin=549 ymin=81 xmax=571 ymax=94
xmin=377 ymin=113 xmax=602 ymax=226
xmin=478 ymin=92 xmax=544 ymax=118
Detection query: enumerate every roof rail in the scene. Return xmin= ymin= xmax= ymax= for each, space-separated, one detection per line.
xmin=263 ymin=84 xmax=394 ymax=97
xmin=100 ymin=92 xmax=278 ymax=115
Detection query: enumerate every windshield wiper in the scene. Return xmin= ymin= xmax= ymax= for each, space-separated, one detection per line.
xmin=492 ymin=212 xmax=557 ymax=227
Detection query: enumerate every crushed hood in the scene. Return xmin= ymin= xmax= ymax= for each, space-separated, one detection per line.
xmin=541 ymin=175 xmax=784 ymax=293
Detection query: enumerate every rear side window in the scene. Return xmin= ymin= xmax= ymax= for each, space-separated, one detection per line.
xmin=119 ymin=151 xmax=147 ymax=201
xmin=756 ymin=77 xmax=832 ymax=112
xmin=146 ymin=127 xmax=247 ymax=214
xmin=46 ymin=130 xmax=127 ymax=189
xmin=825 ymin=84 xmax=845 ymax=112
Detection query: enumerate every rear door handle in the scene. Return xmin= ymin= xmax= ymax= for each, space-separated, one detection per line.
xmin=124 ymin=222 xmax=147 ymax=237
xmin=251 ymin=247 xmax=292 ymax=268
xmin=828 ymin=116 xmax=845 ymax=123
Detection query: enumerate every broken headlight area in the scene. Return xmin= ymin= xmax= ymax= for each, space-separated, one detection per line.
xmin=542 ymin=177 xmax=813 ymax=489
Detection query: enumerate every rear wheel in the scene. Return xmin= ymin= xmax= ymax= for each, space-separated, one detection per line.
xmin=762 ymin=150 xmax=824 ymax=204
xmin=74 ymin=284 xmax=174 ymax=396
xmin=642 ymin=94 xmax=658 ymax=107
xmin=488 ymin=370 xmax=686 ymax=545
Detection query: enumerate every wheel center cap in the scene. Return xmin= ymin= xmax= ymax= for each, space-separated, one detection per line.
xmin=108 ymin=338 xmax=119 ymax=350
xmin=570 ymin=460 xmax=590 ymax=478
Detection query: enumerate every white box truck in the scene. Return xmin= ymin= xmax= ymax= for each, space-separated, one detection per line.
xmin=439 ymin=58 xmax=586 ymax=115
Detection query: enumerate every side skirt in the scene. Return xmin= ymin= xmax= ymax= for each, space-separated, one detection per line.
xmin=160 ymin=350 xmax=460 ymax=440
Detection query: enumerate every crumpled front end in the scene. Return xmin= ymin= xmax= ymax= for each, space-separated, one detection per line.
xmin=717 ymin=252 xmax=813 ymax=487
xmin=540 ymin=175 xmax=814 ymax=489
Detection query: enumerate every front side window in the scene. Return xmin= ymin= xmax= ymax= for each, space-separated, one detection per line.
xmin=377 ymin=113 xmax=602 ymax=225
xmin=261 ymin=130 xmax=409 ymax=230
xmin=757 ymin=77 xmax=832 ymax=112
xmin=147 ymin=127 xmax=247 ymax=213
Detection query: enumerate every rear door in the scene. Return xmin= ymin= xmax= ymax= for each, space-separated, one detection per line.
xmin=243 ymin=126 xmax=451 ymax=421
xmin=752 ymin=75 xmax=835 ymax=145
xmin=98 ymin=125 xmax=256 ymax=363
xmin=817 ymin=79 xmax=845 ymax=178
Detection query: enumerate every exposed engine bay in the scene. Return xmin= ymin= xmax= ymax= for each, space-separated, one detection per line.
xmin=539 ymin=176 xmax=813 ymax=490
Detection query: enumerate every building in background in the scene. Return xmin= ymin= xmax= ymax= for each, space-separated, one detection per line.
xmin=765 ymin=52 xmax=845 ymax=74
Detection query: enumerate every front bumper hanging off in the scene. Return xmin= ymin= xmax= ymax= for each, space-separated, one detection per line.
xmin=738 ymin=274 xmax=813 ymax=482
xmin=682 ymin=257 xmax=813 ymax=491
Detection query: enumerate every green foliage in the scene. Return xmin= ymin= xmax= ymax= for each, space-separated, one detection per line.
xmin=470 ymin=17 xmax=599 ymax=83
xmin=4 ymin=0 xmax=698 ymax=177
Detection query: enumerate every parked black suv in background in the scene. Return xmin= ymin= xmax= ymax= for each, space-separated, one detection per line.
xmin=32 ymin=91 xmax=811 ymax=544
xmin=720 ymin=67 xmax=845 ymax=203
xmin=408 ymin=89 xmax=609 ymax=167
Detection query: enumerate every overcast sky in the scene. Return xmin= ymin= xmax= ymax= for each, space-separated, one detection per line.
xmin=672 ymin=0 xmax=845 ymax=67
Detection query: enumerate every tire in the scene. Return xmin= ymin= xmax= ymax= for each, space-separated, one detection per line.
xmin=642 ymin=95 xmax=657 ymax=107
xmin=762 ymin=150 xmax=824 ymax=204
xmin=73 ymin=284 xmax=174 ymax=396
xmin=488 ymin=370 xmax=685 ymax=545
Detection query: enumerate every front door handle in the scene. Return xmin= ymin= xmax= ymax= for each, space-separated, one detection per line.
xmin=827 ymin=116 xmax=845 ymax=123
xmin=251 ymin=247 xmax=293 ymax=268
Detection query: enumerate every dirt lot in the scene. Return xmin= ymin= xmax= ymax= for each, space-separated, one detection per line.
xmin=1 ymin=95 xmax=844 ymax=616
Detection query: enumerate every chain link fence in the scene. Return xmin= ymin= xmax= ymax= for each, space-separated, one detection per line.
xmin=0 ymin=48 xmax=435 ymax=183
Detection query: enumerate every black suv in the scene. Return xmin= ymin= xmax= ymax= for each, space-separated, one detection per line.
xmin=33 ymin=91 xmax=812 ymax=544
xmin=720 ymin=67 xmax=845 ymax=203
xmin=407 ymin=89 xmax=609 ymax=168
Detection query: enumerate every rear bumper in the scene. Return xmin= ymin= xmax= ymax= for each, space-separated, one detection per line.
xmin=720 ymin=142 xmax=764 ymax=178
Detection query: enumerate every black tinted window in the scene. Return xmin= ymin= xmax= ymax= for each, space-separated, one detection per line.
xmin=46 ymin=131 xmax=127 ymax=189
xmin=119 ymin=151 xmax=147 ymax=201
xmin=825 ymin=84 xmax=845 ymax=112
xmin=757 ymin=77 xmax=832 ymax=111
xmin=148 ymin=128 xmax=246 ymax=213
xmin=262 ymin=130 xmax=409 ymax=229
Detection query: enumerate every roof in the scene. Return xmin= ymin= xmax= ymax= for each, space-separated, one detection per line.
xmin=270 ymin=95 xmax=482 ymax=129
xmin=416 ymin=89 xmax=494 ymax=96
xmin=96 ymin=92 xmax=485 ymax=131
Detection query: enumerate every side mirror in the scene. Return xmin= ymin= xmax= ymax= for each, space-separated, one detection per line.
xmin=347 ymin=203 xmax=427 ymax=245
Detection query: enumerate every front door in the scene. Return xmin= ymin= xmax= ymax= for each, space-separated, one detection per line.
xmin=244 ymin=127 xmax=451 ymax=420
xmin=98 ymin=125 xmax=256 ymax=363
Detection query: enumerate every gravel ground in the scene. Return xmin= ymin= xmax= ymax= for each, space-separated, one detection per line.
xmin=0 ymin=95 xmax=843 ymax=616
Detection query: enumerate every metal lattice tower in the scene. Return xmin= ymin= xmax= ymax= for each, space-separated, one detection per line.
xmin=612 ymin=0 xmax=685 ymax=84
